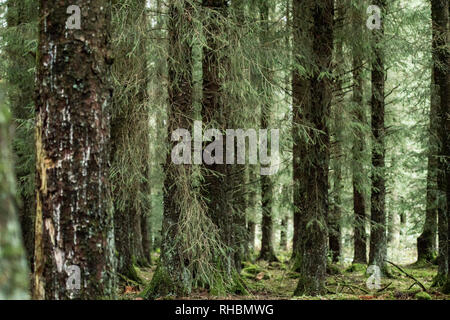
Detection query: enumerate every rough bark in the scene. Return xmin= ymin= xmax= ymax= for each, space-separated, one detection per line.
xmin=293 ymin=0 xmax=333 ymax=296
xmin=368 ymin=0 xmax=388 ymax=274
xmin=33 ymin=0 xmax=115 ymax=299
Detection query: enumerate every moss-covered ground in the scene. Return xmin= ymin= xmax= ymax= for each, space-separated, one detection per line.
xmin=117 ymin=251 xmax=450 ymax=300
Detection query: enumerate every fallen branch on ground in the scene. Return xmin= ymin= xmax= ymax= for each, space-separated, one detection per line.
xmin=385 ymin=260 xmax=427 ymax=292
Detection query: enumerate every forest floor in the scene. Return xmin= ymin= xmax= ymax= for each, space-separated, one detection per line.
xmin=118 ymin=252 xmax=449 ymax=300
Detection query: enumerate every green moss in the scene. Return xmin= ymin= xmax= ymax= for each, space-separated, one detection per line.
xmin=414 ymin=254 xmax=437 ymax=268
xmin=119 ymin=264 xmax=143 ymax=285
xmin=241 ymin=263 xmax=263 ymax=275
xmin=415 ymin=291 xmax=432 ymax=300
xmin=231 ymin=272 xmax=249 ymax=295
xmin=345 ymin=263 xmax=366 ymax=273
xmin=431 ymin=273 xmax=447 ymax=287
xmin=140 ymin=265 xmax=184 ymax=299
xmin=240 ymin=271 xmax=255 ymax=279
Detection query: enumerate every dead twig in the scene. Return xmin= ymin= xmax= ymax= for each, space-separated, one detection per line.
xmin=337 ymin=281 xmax=369 ymax=294
xmin=377 ymin=282 xmax=393 ymax=293
xmin=385 ymin=260 xmax=427 ymax=292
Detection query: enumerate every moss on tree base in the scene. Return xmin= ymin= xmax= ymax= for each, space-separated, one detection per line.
xmin=345 ymin=263 xmax=367 ymax=273
xmin=119 ymin=264 xmax=143 ymax=285
xmin=140 ymin=265 xmax=189 ymax=299
xmin=293 ymin=275 xmax=326 ymax=297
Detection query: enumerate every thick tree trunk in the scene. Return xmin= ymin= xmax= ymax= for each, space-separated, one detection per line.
xmin=113 ymin=202 xmax=137 ymax=281
xmin=430 ymin=0 xmax=449 ymax=289
xmin=293 ymin=0 xmax=333 ymax=296
xmin=0 ymin=98 xmax=30 ymax=300
xmin=5 ymin=0 xmax=38 ymax=270
xmin=351 ymin=3 xmax=367 ymax=264
xmin=201 ymin=0 xmax=236 ymax=269
xmin=368 ymin=0 xmax=388 ymax=274
xmin=33 ymin=0 xmax=115 ymax=299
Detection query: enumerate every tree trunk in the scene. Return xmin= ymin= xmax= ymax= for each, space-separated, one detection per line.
xmin=141 ymin=182 xmax=152 ymax=265
xmin=329 ymin=1 xmax=346 ymax=264
xmin=368 ymin=0 xmax=388 ymax=274
xmin=33 ymin=0 xmax=115 ymax=299
xmin=132 ymin=208 xmax=145 ymax=266
xmin=247 ymin=221 xmax=256 ymax=253
xmin=201 ymin=0 xmax=236 ymax=270
xmin=0 ymin=95 xmax=30 ymax=300
xmin=280 ymin=214 xmax=288 ymax=251
xmin=145 ymin=0 xmax=195 ymax=298
xmin=293 ymin=0 xmax=333 ymax=296
xmin=430 ymin=0 xmax=449 ymax=289
xmin=257 ymin=0 xmax=278 ymax=263
xmin=246 ymin=166 xmax=258 ymax=258
xmin=291 ymin=0 xmax=311 ymax=265
xmin=417 ymin=68 xmax=439 ymax=264
xmin=230 ymin=166 xmax=247 ymax=271
xmin=330 ymin=150 xmax=342 ymax=264
xmin=417 ymin=91 xmax=438 ymax=263
xmin=351 ymin=2 xmax=368 ymax=265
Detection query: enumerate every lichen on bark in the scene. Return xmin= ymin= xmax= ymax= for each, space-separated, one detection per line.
xmin=33 ymin=0 xmax=116 ymax=300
